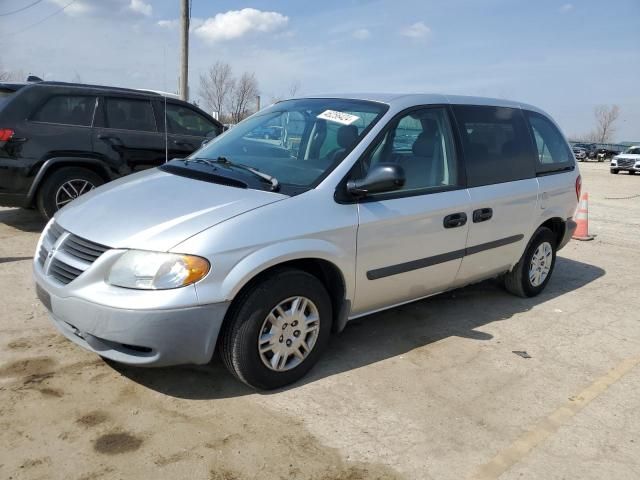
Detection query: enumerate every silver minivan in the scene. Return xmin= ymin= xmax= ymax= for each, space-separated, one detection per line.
xmin=33 ymin=94 xmax=580 ymax=389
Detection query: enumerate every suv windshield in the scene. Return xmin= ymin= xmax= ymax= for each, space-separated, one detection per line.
xmin=186 ymin=98 xmax=388 ymax=192
xmin=625 ymin=147 xmax=640 ymax=155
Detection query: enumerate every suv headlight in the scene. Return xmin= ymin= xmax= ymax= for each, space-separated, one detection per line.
xmin=107 ymin=250 xmax=210 ymax=290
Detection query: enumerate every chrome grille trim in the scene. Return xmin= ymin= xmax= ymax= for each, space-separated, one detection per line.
xmin=617 ymin=158 xmax=634 ymax=167
xmin=39 ymin=222 xmax=111 ymax=285
xmin=63 ymin=235 xmax=109 ymax=263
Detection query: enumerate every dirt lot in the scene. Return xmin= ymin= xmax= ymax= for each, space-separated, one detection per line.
xmin=1 ymin=162 xmax=639 ymax=480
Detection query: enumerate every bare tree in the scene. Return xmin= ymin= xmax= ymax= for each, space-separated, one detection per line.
xmin=199 ymin=61 xmax=235 ymax=120
xmin=0 ymin=59 xmax=23 ymax=82
xmin=229 ymin=72 xmax=259 ymax=123
xmin=591 ymin=105 xmax=620 ymax=143
xmin=288 ymin=80 xmax=301 ymax=98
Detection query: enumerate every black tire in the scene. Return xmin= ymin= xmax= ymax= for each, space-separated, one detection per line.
xmin=504 ymin=227 xmax=557 ymax=298
xmin=629 ymin=171 xmax=635 ymax=175
xmin=611 ymin=169 xmax=619 ymax=174
xmin=219 ymin=268 xmax=332 ymax=390
xmin=36 ymin=167 xmax=104 ymax=220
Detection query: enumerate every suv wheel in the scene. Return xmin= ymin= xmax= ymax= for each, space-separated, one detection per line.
xmin=611 ymin=169 xmax=619 ymax=174
xmin=220 ymin=268 xmax=332 ymax=390
xmin=504 ymin=227 xmax=556 ymax=298
xmin=36 ymin=167 xmax=104 ymax=220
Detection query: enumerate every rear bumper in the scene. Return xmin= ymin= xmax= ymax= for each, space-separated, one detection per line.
xmin=558 ymin=218 xmax=577 ymax=250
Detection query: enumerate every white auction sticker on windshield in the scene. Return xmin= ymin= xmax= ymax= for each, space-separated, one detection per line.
xmin=317 ymin=110 xmax=360 ymax=125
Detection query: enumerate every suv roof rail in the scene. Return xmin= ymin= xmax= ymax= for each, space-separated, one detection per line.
xmin=33 ymin=81 xmax=164 ymax=96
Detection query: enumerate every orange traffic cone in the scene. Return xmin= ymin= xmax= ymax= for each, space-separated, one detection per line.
xmin=572 ymin=192 xmax=594 ymax=241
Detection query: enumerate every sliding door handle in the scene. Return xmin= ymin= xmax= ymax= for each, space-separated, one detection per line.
xmin=443 ymin=212 xmax=467 ymax=229
xmin=473 ymin=208 xmax=493 ymax=223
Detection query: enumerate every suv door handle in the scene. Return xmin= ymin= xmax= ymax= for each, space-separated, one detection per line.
xmin=98 ymin=134 xmax=121 ymax=142
xmin=443 ymin=212 xmax=467 ymax=229
xmin=473 ymin=208 xmax=493 ymax=223
xmin=173 ymin=140 xmax=193 ymax=147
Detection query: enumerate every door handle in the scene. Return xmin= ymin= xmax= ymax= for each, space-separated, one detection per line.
xmin=98 ymin=134 xmax=121 ymax=142
xmin=443 ymin=212 xmax=467 ymax=229
xmin=173 ymin=140 xmax=193 ymax=147
xmin=473 ymin=208 xmax=493 ymax=223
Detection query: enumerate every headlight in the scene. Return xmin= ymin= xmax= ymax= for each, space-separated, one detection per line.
xmin=107 ymin=250 xmax=210 ymax=290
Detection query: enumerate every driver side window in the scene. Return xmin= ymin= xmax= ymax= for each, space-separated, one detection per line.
xmin=360 ymin=107 xmax=459 ymax=194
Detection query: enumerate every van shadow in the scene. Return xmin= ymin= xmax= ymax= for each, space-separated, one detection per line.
xmin=111 ymin=257 xmax=605 ymax=399
xmin=0 ymin=208 xmax=46 ymax=233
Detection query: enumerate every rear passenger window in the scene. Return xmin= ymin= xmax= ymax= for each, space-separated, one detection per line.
xmin=32 ymin=95 xmax=96 ymax=126
xmin=105 ymin=97 xmax=156 ymax=132
xmin=525 ymin=111 xmax=573 ymax=172
xmin=453 ymin=105 xmax=536 ymax=187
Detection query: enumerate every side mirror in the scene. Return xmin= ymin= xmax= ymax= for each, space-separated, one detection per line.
xmin=346 ymin=164 xmax=405 ymax=197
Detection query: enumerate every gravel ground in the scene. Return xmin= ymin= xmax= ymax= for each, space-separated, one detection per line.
xmin=0 ymin=162 xmax=639 ymax=480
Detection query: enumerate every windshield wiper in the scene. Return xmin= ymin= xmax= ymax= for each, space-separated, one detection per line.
xmin=187 ymin=156 xmax=280 ymax=191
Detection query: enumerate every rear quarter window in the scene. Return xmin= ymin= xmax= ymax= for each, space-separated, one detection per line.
xmin=525 ymin=111 xmax=574 ymax=173
xmin=453 ymin=105 xmax=536 ymax=187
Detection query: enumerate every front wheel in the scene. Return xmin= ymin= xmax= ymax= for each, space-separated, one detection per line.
xmin=219 ymin=268 xmax=332 ymax=390
xmin=36 ymin=167 xmax=104 ymax=220
xmin=504 ymin=227 xmax=557 ymax=298
xmin=611 ymin=169 xmax=619 ymax=174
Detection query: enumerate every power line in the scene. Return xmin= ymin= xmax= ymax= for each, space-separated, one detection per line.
xmin=0 ymin=0 xmax=45 ymax=17
xmin=2 ymin=0 xmax=77 ymax=37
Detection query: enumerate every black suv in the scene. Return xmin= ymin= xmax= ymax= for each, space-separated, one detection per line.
xmin=0 ymin=81 xmax=222 ymax=219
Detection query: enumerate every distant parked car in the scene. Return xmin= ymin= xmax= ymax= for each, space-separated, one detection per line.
xmin=610 ymin=146 xmax=640 ymax=175
xmin=596 ymin=147 xmax=621 ymax=162
xmin=572 ymin=143 xmax=598 ymax=160
xmin=572 ymin=146 xmax=587 ymax=161
xmin=0 ymin=81 xmax=223 ymax=219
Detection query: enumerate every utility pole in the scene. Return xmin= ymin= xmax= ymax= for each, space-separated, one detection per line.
xmin=179 ymin=0 xmax=189 ymax=101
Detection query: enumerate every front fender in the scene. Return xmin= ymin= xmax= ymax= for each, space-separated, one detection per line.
xmin=218 ymin=239 xmax=353 ymax=303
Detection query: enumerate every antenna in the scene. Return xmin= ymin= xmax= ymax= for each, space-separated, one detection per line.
xmin=164 ymin=95 xmax=168 ymax=163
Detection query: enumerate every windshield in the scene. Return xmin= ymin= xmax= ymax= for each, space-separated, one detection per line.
xmin=189 ymin=98 xmax=388 ymax=192
xmin=625 ymin=147 xmax=640 ymax=155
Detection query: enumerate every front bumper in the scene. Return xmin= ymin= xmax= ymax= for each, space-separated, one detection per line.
xmin=34 ymin=261 xmax=229 ymax=367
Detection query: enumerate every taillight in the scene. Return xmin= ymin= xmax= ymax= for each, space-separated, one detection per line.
xmin=0 ymin=128 xmax=14 ymax=142
xmin=575 ymin=174 xmax=582 ymax=200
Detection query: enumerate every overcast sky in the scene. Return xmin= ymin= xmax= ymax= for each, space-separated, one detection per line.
xmin=2 ymin=0 xmax=639 ymax=141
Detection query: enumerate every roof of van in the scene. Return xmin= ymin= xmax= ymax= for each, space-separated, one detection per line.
xmin=303 ymin=92 xmax=543 ymax=113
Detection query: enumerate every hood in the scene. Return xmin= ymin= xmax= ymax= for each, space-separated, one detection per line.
xmin=55 ymin=169 xmax=288 ymax=251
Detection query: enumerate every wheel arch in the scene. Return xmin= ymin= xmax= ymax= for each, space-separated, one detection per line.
xmin=26 ymin=157 xmax=114 ymax=205
xmin=538 ymin=216 xmax=566 ymax=247
xmin=219 ymin=243 xmax=351 ymax=334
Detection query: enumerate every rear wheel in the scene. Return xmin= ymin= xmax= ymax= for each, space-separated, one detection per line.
xmin=611 ymin=169 xmax=619 ymax=174
xmin=219 ymin=268 xmax=332 ymax=390
xmin=36 ymin=167 xmax=104 ymax=220
xmin=504 ymin=227 xmax=556 ymax=298
xmin=629 ymin=171 xmax=636 ymax=175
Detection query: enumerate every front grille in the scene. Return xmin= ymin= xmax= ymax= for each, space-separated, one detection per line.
xmin=62 ymin=234 xmax=109 ymax=263
xmin=49 ymin=258 xmax=83 ymax=285
xmin=38 ymin=222 xmax=110 ymax=285
xmin=617 ymin=158 xmax=635 ymax=168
